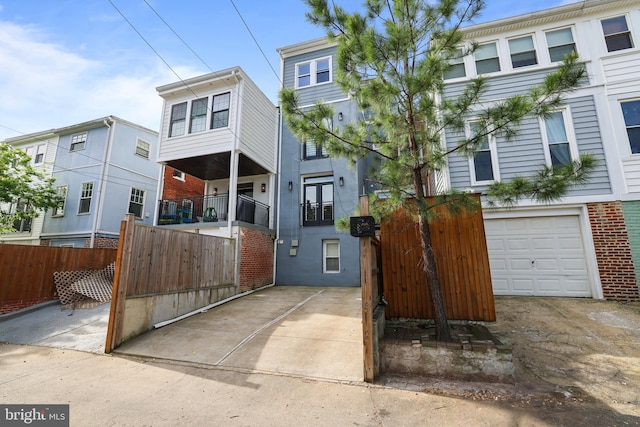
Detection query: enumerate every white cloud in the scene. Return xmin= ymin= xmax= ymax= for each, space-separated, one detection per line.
xmin=0 ymin=21 xmax=202 ymax=140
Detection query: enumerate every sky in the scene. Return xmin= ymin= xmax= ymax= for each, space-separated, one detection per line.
xmin=0 ymin=0 xmax=577 ymax=141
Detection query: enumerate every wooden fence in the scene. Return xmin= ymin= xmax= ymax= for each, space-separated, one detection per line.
xmin=106 ymin=215 xmax=236 ymax=352
xmin=0 ymin=244 xmax=117 ymax=310
xmin=380 ymin=197 xmax=495 ymax=321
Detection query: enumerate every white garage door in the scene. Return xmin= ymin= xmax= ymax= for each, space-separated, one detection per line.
xmin=485 ymin=216 xmax=591 ymax=297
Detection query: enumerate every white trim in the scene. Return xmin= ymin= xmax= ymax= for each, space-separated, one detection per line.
xmin=538 ymin=106 xmax=580 ymax=167
xmin=507 ymin=33 xmax=539 ymax=71
xmin=323 ymin=239 xmax=340 ymax=274
xmin=466 ymin=120 xmax=500 ymax=186
xmin=483 ymin=204 xmax=603 ymax=299
xmin=294 ymin=56 xmax=333 ymax=89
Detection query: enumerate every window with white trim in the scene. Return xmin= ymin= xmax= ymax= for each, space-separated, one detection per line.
xmin=296 ymin=57 xmax=332 ymax=88
xmin=128 ymin=188 xmax=145 ymax=219
xmin=545 ymin=28 xmax=576 ymax=62
xmin=78 ymin=182 xmax=93 ymax=214
xmin=540 ymin=110 xmax=577 ymax=167
xmin=621 ymin=100 xmax=640 ymax=154
xmin=172 ymin=168 xmax=185 ymax=180
xmin=601 ymin=16 xmax=634 ymax=52
xmin=467 ymin=121 xmax=498 ymax=184
xmin=169 ymin=102 xmax=187 ymax=137
xmin=474 ymin=42 xmax=500 ymax=74
xmin=70 ymin=133 xmax=87 ymax=151
xmin=12 ymin=199 xmax=31 ymax=232
xmin=52 ymin=186 xmax=67 ymax=217
xmin=443 ymin=48 xmax=466 ymax=80
xmin=508 ymin=35 xmax=538 ymax=68
xmin=33 ymin=144 xmax=47 ymax=165
xmin=323 ymin=240 xmax=340 ymax=273
xmin=211 ymin=92 xmax=230 ymax=129
xmin=135 ymin=138 xmax=150 ymax=159
xmin=189 ymin=98 xmax=208 ymax=133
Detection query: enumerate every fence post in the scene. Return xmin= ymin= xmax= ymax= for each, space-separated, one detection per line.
xmin=359 ymin=195 xmax=375 ymax=382
xmin=105 ymin=214 xmax=136 ymax=353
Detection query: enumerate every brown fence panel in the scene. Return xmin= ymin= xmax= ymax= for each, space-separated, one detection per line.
xmin=124 ymin=224 xmax=235 ymax=297
xmin=0 ymin=244 xmax=117 ymax=302
xmin=380 ymin=197 xmax=495 ymax=321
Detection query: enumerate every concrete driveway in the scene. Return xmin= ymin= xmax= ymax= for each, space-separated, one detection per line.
xmin=114 ymin=286 xmax=364 ymax=382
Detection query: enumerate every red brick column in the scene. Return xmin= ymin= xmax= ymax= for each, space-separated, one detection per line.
xmin=587 ymin=202 xmax=639 ymax=300
xmin=238 ymin=227 xmax=274 ymax=292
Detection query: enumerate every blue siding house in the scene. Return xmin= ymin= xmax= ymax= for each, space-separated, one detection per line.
xmin=39 ymin=116 xmax=160 ymax=248
xmin=440 ymin=0 xmax=640 ymax=300
xmin=276 ymin=38 xmax=374 ymax=287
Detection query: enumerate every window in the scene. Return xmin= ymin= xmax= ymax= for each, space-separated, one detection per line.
xmin=509 ymin=36 xmax=537 ymax=68
xmin=32 ymin=144 xmax=46 ymax=164
xmin=12 ymin=199 xmax=31 ymax=232
xmin=211 ymin=92 xmax=230 ymax=129
xmin=135 ymin=139 xmax=150 ymax=159
xmin=78 ymin=182 xmax=93 ymax=214
xmin=474 ymin=42 xmax=500 ymax=74
xmin=316 ymin=58 xmax=330 ymax=84
xmin=190 ymin=98 xmax=208 ymax=133
xmin=128 ymin=188 xmax=145 ymax=219
xmin=602 ymin=16 xmax=634 ymax=52
xmin=621 ymin=100 xmax=640 ymax=154
xmin=468 ymin=122 xmax=498 ymax=184
xmin=296 ymin=57 xmax=332 ymax=88
xmin=172 ymin=168 xmax=185 ymax=180
xmin=169 ymin=102 xmax=187 ymax=137
xmin=303 ymin=141 xmax=327 ymax=160
xmin=541 ymin=110 xmax=576 ymax=167
xmin=52 ymin=186 xmax=67 ymax=217
xmin=323 ymin=240 xmax=340 ymax=273
xmin=303 ymin=118 xmax=332 ymax=160
xmin=546 ymin=28 xmax=576 ymax=62
xmin=303 ymin=176 xmax=334 ymax=226
xmin=444 ymin=48 xmax=466 ymax=80
xmin=70 ymin=133 xmax=87 ymax=151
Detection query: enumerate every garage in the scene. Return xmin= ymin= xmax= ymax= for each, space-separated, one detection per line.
xmin=485 ymin=215 xmax=592 ymax=297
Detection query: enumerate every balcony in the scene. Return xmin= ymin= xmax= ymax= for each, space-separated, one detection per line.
xmin=157 ymin=193 xmax=270 ymax=228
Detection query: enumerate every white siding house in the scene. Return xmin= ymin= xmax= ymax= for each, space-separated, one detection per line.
xmin=155 ymin=67 xmax=278 ymax=239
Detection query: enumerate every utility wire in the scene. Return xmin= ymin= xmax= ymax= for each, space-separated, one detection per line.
xmin=229 ymin=0 xmax=281 ymax=83
xmin=142 ymin=0 xmax=213 ymax=73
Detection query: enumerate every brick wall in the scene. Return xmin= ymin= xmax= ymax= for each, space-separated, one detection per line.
xmin=239 ymin=227 xmax=274 ymax=292
xmin=85 ymin=237 xmax=119 ymax=249
xmin=587 ymin=201 xmax=639 ymax=300
xmin=162 ymin=167 xmax=205 ymax=200
xmin=1 ymin=297 xmax=56 ymax=314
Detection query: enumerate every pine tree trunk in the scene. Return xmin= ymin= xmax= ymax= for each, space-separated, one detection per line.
xmin=417 ymin=213 xmax=452 ymax=341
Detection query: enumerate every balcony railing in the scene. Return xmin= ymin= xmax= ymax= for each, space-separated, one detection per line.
xmin=157 ymin=193 xmax=270 ymax=228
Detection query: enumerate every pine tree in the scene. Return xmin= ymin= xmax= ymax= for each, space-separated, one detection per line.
xmin=280 ymin=0 xmax=596 ymax=340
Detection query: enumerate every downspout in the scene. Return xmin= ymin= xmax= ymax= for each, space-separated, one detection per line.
xmin=274 ymin=106 xmax=283 ymax=286
xmin=228 ymin=70 xmax=242 ymax=238
xmin=90 ymin=116 xmax=114 ymax=248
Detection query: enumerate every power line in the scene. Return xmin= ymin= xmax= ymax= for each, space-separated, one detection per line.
xmin=229 ymin=0 xmax=281 ymax=82
xmin=142 ymin=0 xmax=213 ymax=73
